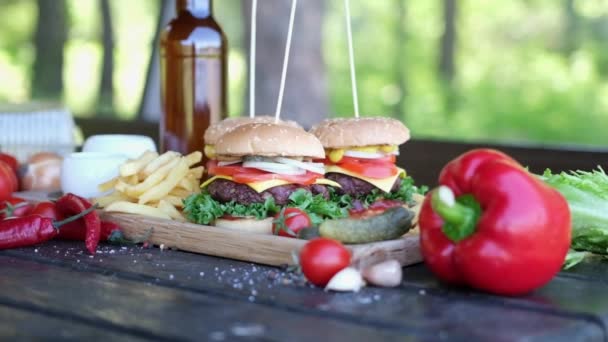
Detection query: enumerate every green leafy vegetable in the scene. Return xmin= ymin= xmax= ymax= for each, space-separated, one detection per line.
xmin=288 ymin=188 xmax=349 ymax=226
xmin=541 ymin=167 xmax=608 ymax=267
xmin=183 ymin=192 xmax=279 ymax=225
xmin=362 ymin=176 xmax=428 ymax=207
xmin=184 ymin=176 xmax=427 ymax=227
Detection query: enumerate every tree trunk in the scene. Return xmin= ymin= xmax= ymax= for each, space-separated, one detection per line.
xmin=438 ymin=0 xmax=457 ymax=83
xmin=561 ymin=0 xmax=580 ymax=56
xmin=391 ymin=0 xmax=407 ymax=120
xmin=98 ymin=0 xmax=115 ymax=116
xmin=241 ymin=0 xmax=328 ymax=128
xmin=32 ymin=0 xmax=68 ymax=100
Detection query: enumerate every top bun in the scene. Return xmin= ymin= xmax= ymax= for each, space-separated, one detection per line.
xmin=204 ymin=116 xmax=301 ymax=145
xmin=310 ymin=117 xmax=410 ymax=148
xmin=215 ymin=123 xmax=325 ymax=159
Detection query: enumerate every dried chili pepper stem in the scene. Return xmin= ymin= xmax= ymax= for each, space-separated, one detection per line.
xmin=52 ymin=204 xmax=99 ymax=230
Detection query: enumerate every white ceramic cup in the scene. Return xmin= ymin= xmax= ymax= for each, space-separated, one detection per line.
xmin=61 ymin=152 xmax=128 ymax=199
xmin=82 ymin=134 xmax=157 ymax=159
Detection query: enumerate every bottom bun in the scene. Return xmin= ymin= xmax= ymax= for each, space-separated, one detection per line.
xmin=215 ymin=217 xmax=273 ymax=235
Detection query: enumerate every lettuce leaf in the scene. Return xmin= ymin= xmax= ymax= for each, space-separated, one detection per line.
xmin=184 ymin=176 xmax=427 ymax=227
xmin=288 ymin=188 xmax=350 ymax=226
xmin=362 ymin=176 xmax=428 ymax=207
xmin=183 ymin=192 xmax=279 ymax=225
xmin=541 ymin=168 xmax=608 ymax=267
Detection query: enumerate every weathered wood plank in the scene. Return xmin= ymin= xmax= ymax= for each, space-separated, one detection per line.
xmin=1 ymin=243 xmax=603 ymax=341
xmin=0 ymin=254 xmax=428 ymax=342
xmin=98 ymin=211 xmax=422 ymax=268
xmin=0 ymin=305 xmax=147 ymax=341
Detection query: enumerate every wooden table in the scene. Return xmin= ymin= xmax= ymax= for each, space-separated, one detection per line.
xmin=0 ymin=241 xmax=606 ymax=341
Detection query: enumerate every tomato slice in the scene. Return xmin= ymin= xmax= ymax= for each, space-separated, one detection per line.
xmin=207 ymin=160 xmax=265 ymax=177
xmin=208 ymin=160 xmax=322 ymax=185
xmin=338 ymin=155 xmax=396 ymax=164
xmin=233 ymin=171 xmax=321 ymax=185
xmin=338 ymin=160 xmax=398 ymax=179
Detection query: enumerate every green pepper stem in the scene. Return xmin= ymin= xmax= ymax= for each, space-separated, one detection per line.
xmin=431 ymin=186 xmax=480 ymax=242
xmin=52 ymin=204 xmax=99 ymax=230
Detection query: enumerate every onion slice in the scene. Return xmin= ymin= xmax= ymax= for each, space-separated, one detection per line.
xmin=218 ymin=160 xmax=242 ymax=166
xmin=274 ymin=157 xmax=325 ymax=175
xmin=242 ymin=161 xmax=306 ymax=175
xmin=343 ymin=150 xmax=388 ymax=159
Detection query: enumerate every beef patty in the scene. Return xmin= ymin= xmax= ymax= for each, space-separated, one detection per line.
xmin=326 ymin=173 xmax=401 ymax=197
xmin=207 ymin=179 xmax=329 ymax=206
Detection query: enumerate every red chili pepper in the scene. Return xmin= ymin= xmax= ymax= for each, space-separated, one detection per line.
xmin=56 ymin=194 xmax=101 ymax=255
xmin=57 ymin=220 xmax=122 ymax=241
xmin=0 ymin=206 xmax=97 ymax=250
xmin=418 ymin=149 xmax=571 ymax=296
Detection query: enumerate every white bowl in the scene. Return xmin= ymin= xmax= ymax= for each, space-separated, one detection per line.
xmin=82 ymin=134 xmax=157 ymax=159
xmin=61 ymin=152 xmax=128 ymax=199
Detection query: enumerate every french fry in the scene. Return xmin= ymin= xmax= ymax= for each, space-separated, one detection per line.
xmin=127 ymin=157 xmax=180 ymax=196
xmin=105 ymin=201 xmax=172 ymax=220
xmin=177 ymin=177 xmax=195 ymax=192
xmin=184 ymin=151 xmax=203 ymax=167
xmin=138 ymin=159 xmax=189 ymax=204
xmin=101 ymin=150 xmax=204 ymax=221
xmin=125 ymin=174 xmax=139 ymax=185
xmin=98 ymin=177 xmax=118 ymax=193
xmin=139 ymin=151 xmax=180 ymax=178
xmin=119 ymin=151 xmax=158 ymax=177
xmin=169 ymin=188 xmax=192 ymax=199
xmin=187 ymin=166 xmax=204 ymax=180
xmin=157 ymin=200 xmax=186 ymax=222
xmin=163 ymin=195 xmax=185 ymax=208
xmin=94 ymin=192 xmax=132 ymax=208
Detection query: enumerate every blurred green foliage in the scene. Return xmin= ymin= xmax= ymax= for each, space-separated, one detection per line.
xmin=1 ymin=0 xmax=608 ymax=147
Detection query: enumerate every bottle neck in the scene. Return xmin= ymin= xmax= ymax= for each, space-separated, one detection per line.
xmin=176 ymin=0 xmax=212 ymax=18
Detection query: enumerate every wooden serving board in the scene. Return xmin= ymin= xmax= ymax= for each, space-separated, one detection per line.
xmin=99 ymin=211 xmax=422 ymax=268
xmin=17 ymin=191 xmax=422 ymax=268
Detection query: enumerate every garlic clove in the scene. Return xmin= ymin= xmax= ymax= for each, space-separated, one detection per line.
xmin=325 ymin=267 xmax=365 ymax=292
xmin=362 ymin=259 xmax=403 ymax=288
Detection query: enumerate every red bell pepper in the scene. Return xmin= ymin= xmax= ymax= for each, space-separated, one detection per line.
xmin=419 ymin=149 xmax=571 ymax=295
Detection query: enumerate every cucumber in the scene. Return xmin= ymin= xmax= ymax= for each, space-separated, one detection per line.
xmin=297 ymin=226 xmax=320 ymax=240
xmin=319 ymin=207 xmax=415 ymax=244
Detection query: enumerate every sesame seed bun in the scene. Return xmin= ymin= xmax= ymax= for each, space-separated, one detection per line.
xmin=204 ymin=116 xmax=301 ymax=145
xmin=310 ymin=117 xmax=410 ymax=148
xmin=215 ymin=123 xmax=325 ymax=159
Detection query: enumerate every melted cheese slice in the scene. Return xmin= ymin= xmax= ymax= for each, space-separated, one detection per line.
xmin=325 ymin=165 xmax=406 ymax=193
xmin=200 ymin=175 xmax=341 ymax=193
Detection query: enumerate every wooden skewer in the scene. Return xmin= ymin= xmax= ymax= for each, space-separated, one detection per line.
xmin=249 ymin=0 xmax=258 ymax=118
xmin=275 ymin=0 xmax=298 ymax=124
xmin=344 ymin=0 xmax=360 ymax=118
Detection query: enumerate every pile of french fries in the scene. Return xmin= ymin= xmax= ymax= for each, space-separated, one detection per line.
xmin=95 ymin=150 xmax=204 ymax=221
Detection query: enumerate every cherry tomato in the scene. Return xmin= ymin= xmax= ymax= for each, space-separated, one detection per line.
xmin=338 ymin=160 xmax=398 ymax=179
xmin=272 ymin=208 xmax=311 ymax=238
xmin=0 ymin=161 xmax=18 ymax=200
xmin=0 ymin=197 xmax=32 ymax=219
xmin=299 ymin=238 xmax=351 ymax=286
xmin=0 ymin=153 xmax=18 ymax=175
xmin=30 ymin=202 xmax=61 ymax=220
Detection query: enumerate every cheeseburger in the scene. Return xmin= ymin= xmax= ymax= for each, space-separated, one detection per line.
xmin=186 ymin=123 xmax=341 ymax=233
xmin=203 ymin=116 xmax=301 ymax=160
xmin=310 ymin=117 xmax=422 ymax=212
